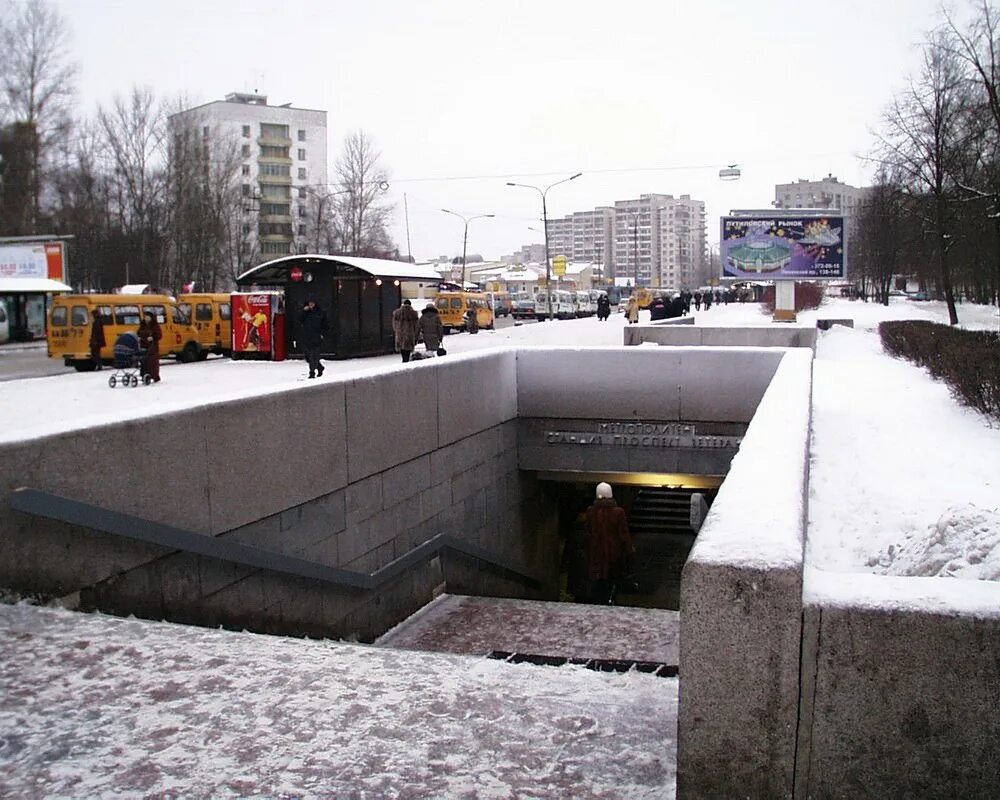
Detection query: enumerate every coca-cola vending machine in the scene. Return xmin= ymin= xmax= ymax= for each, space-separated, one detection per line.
xmin=231 ymin=292 xmax=286 ymax=360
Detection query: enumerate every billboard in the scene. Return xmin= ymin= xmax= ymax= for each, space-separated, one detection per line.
xmin=720 ymin=215 xmax=845 ymax=280
xmin=0 ymin=242 xmax=66 ymax=282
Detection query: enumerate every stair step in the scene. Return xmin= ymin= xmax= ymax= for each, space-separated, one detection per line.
xmin=376 ymin=594 xmax=679 ymax=666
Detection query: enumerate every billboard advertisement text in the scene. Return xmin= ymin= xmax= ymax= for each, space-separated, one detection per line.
xmin=721 ymin=216 xmax=846 ymax=280
xmin=0 ymin=242 xmax=65 ymax=281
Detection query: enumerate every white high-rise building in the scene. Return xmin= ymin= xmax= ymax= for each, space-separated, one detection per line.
xmin=170 ymin=92 xmax=328 ymax=269
xmin=657 ymin=194 xmax=707 ymax=289
xmin=508 ymin=194 xmax=705 ymax=289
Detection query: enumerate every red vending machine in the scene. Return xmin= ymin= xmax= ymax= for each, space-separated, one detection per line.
xmin=231 ymin=292 xmax=285 ymax=360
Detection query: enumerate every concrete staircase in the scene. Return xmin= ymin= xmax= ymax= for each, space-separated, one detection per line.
xmin=618 ymin=489 xmax=703 ymax=609
xmin=376 ymin=593 xmax=679 ymax=676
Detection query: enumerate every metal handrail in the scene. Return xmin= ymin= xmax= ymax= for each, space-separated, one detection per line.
xmin=10 ymin=488 xmax=543 ymax=591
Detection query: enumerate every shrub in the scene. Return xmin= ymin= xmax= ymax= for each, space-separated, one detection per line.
xmin=760 ymin=282 xmax=825 ymax=313
xmin=879 ymin=320 xmax=1000 ymax=422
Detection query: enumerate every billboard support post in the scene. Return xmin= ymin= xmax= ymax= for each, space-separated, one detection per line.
xmin=775 ymin=281 xmax=796 ymax=322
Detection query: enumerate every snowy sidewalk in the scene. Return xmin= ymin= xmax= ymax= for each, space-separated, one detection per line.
xmin=0 ymin=602 xmax=677 ymax=799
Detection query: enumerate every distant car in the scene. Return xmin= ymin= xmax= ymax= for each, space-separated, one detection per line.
xmin=908 ymin=291 xmax=931 ymax=301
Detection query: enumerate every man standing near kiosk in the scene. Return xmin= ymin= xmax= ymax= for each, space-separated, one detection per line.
xmin=299 ymin=298 xmax=329 ymax=378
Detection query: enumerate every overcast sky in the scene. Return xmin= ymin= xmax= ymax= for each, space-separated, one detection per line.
xmin=53 ymin=0 xmax=950 ymax=262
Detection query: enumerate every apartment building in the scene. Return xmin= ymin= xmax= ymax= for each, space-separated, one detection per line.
xmin=773 ymin=175 xmax=870 ymax=273
xmin=170 ymin=92 xmax=328 ymax=268
xmin=658 ymin=194 xmax=707 ymax=289
xmin=507 ymin=194 xmax=705 ymax=289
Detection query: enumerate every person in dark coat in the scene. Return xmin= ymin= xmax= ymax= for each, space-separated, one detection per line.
xmin=392 ymin=299 xmax=420 ymax=362
xmin=464 ymin=302 xmax=479 ymax=334
xmin=89 ymin=310 xmax=105 ymax=370
xmin=137 ymin=311 xmax=162 ymax=383
xmin=596 ymin=294 xmax=611 ymax=321
xmin=418 ymin=304 xmax=444 ymax=355
xmin=585 ymin=482 xmax=634 ymax=605
xmin=299 ymin=298 xmax=329 ymax=378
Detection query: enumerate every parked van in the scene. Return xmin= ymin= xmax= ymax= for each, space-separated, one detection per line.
xmin=511 ymin=291 xmax=536 ymax=320
xmin=178 ymin=293 xmax=232 ymax=358
xmin=0 ymin=299 xmax=9 ymax=345
xmin=487 ymin=291 xmax=513 ymax=318
xmin=435 ymin=291 xmax=494 ymax=333
xmin=48 ymin=294 xmax=203 ymax=371
xmin=574 ymin=291 xmax=595 ymax=317
xmin=534 ymin=290 xmax=575 ymax=320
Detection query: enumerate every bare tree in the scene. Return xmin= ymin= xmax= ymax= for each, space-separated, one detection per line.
xmin=48 ymin=119 xmax=115 ymax=290
xmin=876 ymin=30 xmax=971 ymax=324
xmin=0 ymin=0 xmax=77 ymax=230
xmin=942 ymin=0 xmax=1000 ymax=314
xmin=854 ymin=170 xmax=907 ymax=304
xmin=97 ymin=86 xmax=168 ymax=289
xmin=165 ymin=104 xmax=244 ymax=291
xmin=331 ymin=130 xmax=395 ymax=256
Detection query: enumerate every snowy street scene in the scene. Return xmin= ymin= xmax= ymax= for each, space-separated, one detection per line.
xmin=3 ymin=0 xmax=1000 ymax=795
xmin=2 ymin=296 xmax=999 ymax=798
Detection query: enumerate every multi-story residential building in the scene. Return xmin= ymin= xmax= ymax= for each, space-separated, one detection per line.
xmin=508 ymin=194 xmax=705 ymax=289
xmin=534 ymin=208 xmax=616 ymax=283
xmin=773 ymin=175 xmax=870 ymax=251
xmin=170 ymin=92 xmax=328 ymax=270
xmin=657 ymin=194 xmax=707 ymax=289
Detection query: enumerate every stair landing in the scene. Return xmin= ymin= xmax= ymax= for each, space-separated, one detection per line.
xmin=376 ymin=593 xmax=680 ymax=665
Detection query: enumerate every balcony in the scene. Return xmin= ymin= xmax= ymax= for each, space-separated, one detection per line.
xmin=258 ymin=134 xmax=292 ymax=148
xmin=258 ymin=153 xmax=292 ymax=166
xmin=258 ymin=174 xmax=292 ymax=186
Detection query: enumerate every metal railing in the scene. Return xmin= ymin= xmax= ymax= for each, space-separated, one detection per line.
xmin=10 ymin=488 xmax=543 ymax=592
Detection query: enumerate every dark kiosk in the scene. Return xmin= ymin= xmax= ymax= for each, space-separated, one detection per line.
xmin=236 ymin=255 xmax=442 ymax=360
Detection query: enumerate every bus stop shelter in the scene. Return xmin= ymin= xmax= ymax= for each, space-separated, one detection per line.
xmin=236 ymin=255 xmax=443 ymax=359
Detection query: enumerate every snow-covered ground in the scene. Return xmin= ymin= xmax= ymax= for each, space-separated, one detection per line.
xmin=1 ymin=295 xmax=999 ymax=797
xmin=2 ymin=294 xmax=997 ymax=583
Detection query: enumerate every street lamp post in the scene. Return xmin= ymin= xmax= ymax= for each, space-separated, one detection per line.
xmin=441 ymin=209 xmax=495 ymax=287
xmin=507 ymin=172 xmax=582 ymax=320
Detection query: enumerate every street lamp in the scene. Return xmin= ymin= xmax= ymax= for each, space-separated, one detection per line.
xmin=441 ymin=209 xmax=494 ymax=287
xmin=507 ymin=172 xmax=582 ymax=320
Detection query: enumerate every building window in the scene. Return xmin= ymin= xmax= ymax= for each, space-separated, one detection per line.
xmin=298 ymin=148 xmax=306 ymax=160
xmin=242 ymin=183 xmax=251 ymax=197
xmin=241 ymin=164 xmax=250 ymax=176
xmin=298 ymin=187 xmax=307 ymax=199
xmin=298 ymin=206 xmax=306 ymax=218
xmin=242 ymin=125 xmax=250 ymax=137
xmin=241 ymin=144 xmax=250 ymax=158
xmin=297 ymin=129 xmax=306 ymax=141
xmin=202 ymin=125 xmax=209 ymax=138
xmin=298 ymin=224 xmax=306 ymax=236
xmin=298 ymin=167 xmax=306 ymax=180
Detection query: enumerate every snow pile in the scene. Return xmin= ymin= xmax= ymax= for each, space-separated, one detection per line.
xmin=806 ymin=320 xmax=1000 ymax=585
xmin=867 ymin=503 xmax=1000 ymax=581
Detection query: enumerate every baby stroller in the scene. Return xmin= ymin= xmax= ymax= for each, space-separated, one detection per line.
xmin=108 ymin=332 xmax=150 ymax=388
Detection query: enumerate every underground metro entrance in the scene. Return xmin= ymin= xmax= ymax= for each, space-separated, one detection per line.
xmin=537 ymin=471 xmax=723 ymax=611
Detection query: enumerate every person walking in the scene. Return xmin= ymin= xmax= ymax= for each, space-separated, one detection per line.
xmin=89 ymin=310 xmax=105 ymax=370
xmin=392 ymin=299 xmax=420 ymax=362
xmin=596 ymin=294 xmax=611 ymax=321
xmin=464 ymin=302 xmax=479 ymax=334
xmin=584 ymin=482 xmax=634 ymax=605
xmin=299 ymin=298 xmax=329 ymax=378
xmin=626 ymin=295 xmax=639 ymax=324
xmin=418 ymin=304 xmax=444 ymax=356
xmin=137 ymin=311 xmax=162 ymax=383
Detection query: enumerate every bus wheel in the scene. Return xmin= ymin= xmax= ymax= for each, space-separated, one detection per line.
xmin=179 ymin=342 xmax=199 ymax=363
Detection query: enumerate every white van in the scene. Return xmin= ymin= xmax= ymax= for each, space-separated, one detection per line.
xmin=0 ymin=299 xmax=9 ymax=345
